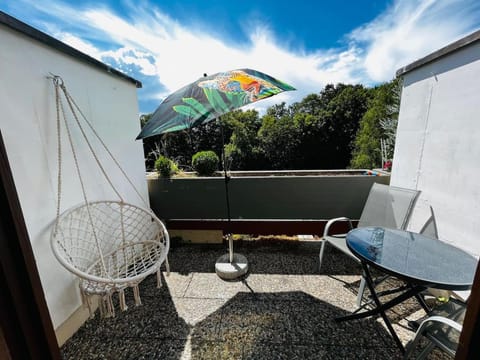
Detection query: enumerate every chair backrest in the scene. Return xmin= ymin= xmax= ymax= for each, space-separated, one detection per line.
xmin=358 ymin=183 xmax=420 ymax=230
xmin=419 ymin=205 xmax=439 ymax=239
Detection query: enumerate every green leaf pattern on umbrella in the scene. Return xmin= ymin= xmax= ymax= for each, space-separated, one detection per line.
xmin=224 ymin=92 xmax=248 ymax=108
xmin=182 ymin=97 xmax=211 ymax=116
xmin=137 ymin=68 xmax=295 ymax=139
xmin=150 ymin=114 xmax=189 ymax=134
xmin=202 ymin=88 xmax=230 ymax=114
xmin=172 ymin=104 xmax=200 ymax=118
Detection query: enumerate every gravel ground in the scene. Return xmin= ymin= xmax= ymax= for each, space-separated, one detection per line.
xmin=61 ymin=240 xmax=452 ymax=359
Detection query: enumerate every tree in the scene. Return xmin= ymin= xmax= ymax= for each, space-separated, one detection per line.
xmin=223 ymin=110 xmax=263 ymax=170
xmin=258 ymin=109 xmax=301 ymax=169
xmin=249 ymin=84 xmax=372 ymax=170
xmin=139 ymin=113 xmax=158 ymax=170
xmin=287 ymin=84 xmax=370 ymax=169
xmin=350 ymin=78 xmax=401 ymax=169
xmin=379 ymin=78 xmax=402 ymax=163
xmin=139 ymin=83 xmax=388 ymax=172
xmin=290 ymin=106 xmax=326 ymax=169
xmin=319 ymin=84 xmax=371 ymax=169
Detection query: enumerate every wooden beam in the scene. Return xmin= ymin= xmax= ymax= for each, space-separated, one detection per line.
xmin=456 ymin=260 xmax=480 ymax=359
xmin=0 ymin=131 xmax=60 ymax=359
xmin=165 ymin=219 xmax=356 ymax=236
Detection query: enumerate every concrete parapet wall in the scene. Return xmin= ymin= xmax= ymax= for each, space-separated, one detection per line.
xmin=148 ymin=171 xmax=390 ymax=222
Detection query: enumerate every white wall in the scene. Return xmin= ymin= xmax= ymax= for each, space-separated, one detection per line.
xmin=392 ymin=40 xmax=480 ymax=257
xmin=0 ymin=25 xmax=148 ymax=328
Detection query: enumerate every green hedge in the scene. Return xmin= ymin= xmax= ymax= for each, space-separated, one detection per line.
xmin=155 ymin=155 xmax=178 ymax=177
xmin=192 ymin=150 xmax=219 ymax=176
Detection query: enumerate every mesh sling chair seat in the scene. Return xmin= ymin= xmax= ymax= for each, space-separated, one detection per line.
xmin=319 ymin=183 xmax=420 ymax=306
xmin=404 ymin=298 xmax=466 ymax=359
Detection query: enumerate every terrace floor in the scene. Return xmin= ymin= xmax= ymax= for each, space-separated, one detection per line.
xmin=61 ymin=239 xmax=450 ymax=359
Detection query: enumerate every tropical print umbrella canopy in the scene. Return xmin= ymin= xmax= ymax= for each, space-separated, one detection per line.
xmin=136 ymin=68 xmax=295 ymax=139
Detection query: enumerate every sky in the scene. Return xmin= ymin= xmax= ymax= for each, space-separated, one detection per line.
xmin=1 ymin=0 xmax=480 ymax=115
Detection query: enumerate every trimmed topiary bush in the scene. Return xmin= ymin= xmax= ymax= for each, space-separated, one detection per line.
xmin=192 ymin=150 xmax=219 ymax=176
xmin=155 ymin=155 xmax=178 ymax=177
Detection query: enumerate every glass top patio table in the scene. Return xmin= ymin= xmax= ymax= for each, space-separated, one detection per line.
xmin=346 ymin=227 xmax=477 ymax=290
xmin=338 ymin=227 xmax=478 ymax=353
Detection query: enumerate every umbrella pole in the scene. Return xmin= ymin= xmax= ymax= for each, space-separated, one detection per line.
xmin=215 ymin=119 xmax=248 ymax=280
xmin=220 ymin=123 xmax=234 ymax=263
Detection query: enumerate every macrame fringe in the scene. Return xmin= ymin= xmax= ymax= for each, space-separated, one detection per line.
xmin=133 ymin=284 xmax=142 ymax=306
xmin=99 ymin=293 xmax=115 ymax=318
xmin=165 ymin=257 xmax=171 ymax=276
xmin=79 ymin=280 xmax=158 ymax=318
xmin=79 ymin=285 xmax=94 ymax=319
xmin=156 ymin=269 xmax=162 ymax=288
xmin=119 ymin=289 xmax=128 ymax=311
xmin=78 ymin=270 xmax=178 ymax=318
xmin=98 ymin=295 xmax=105 ymax=318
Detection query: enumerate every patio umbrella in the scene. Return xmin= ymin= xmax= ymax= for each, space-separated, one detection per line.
xmin=137 ymin=69 xmax=295 ymax=138
xmin=137 ymin=68 xmax=295 ymax=279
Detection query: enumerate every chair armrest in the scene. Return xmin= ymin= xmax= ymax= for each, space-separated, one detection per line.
xmin=405 ymin=315 xmax=463 ymax=359
xmin=416 ymin=315 xmax=463 ymax=335
xmin=323 ymin=217 xmax=354 ymax=238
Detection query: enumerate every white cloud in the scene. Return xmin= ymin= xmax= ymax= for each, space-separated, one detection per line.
xmin=6 ymin=0 xmax=480 ymax=112
xmin=7 ymin=0 xmax=361 ymax=109
xmin=57 ymin=33 xmax=104 ymax=61
xmin=350 ymin=0 xmax=480 ymax=82
xmin=70 ymin=8 xmax=368 ymax=110
xmin=102 ymin=48 xmax=157 ymax=76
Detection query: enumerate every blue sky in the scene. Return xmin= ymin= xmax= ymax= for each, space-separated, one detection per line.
xmin=1 ymin=0 xmax=480 ymax=114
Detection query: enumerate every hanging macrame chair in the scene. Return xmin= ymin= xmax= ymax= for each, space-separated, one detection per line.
xmin=49 ymin=75 xmax=170 ymax=318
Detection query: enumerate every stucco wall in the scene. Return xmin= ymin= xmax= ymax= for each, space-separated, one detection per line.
xmin=0 ymin=25 xmax=147 ymax=328
xmin=392 ymin=40 xmax=480 ymax=256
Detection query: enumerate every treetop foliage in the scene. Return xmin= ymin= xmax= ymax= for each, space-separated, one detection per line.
xmin=141 ymin=79 xmax=401 ymax=171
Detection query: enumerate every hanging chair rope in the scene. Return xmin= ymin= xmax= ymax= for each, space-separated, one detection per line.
xmin=52 ymin=75 xmax=111 ymax=279
xmin=57 ymin=76 xmax=149 ymax=206
xmin=49 ymin=74 xmax=170 ymax=318
xmin=53 ymin=75 xmax=124 ymax=203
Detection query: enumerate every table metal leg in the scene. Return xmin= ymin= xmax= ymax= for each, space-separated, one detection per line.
xmin=355 ymin=284 xmax=412 ymax=312
xmin=413 ymin=289 xmax=432 ymax=313
xmin=335 ymin=263 xmax=427 ymax=353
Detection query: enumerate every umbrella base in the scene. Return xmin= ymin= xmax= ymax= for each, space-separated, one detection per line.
xmin=215 ymin=253 xmax=248 ymax=280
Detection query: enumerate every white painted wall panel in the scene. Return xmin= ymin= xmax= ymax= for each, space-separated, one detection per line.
xmin=0 ymin=25 xmax=147 ymax=328
xmin=392 ymin=41 xmax=480 ymax=257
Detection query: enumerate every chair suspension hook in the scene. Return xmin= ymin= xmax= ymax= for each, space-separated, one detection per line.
xmin=47 ymin=72 xmax=64 ymax=86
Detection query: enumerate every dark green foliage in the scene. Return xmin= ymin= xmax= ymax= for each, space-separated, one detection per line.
xmin=139 ymin=113 xmax=157 ymax=170
xmin=320 ymin=84 xmax=372 ymax=169
xmin=154 ymin=155 xmax=178 ymax=177
xmin=192 ymin=150 xmax=219 ymax=176
xmin=258 ymin=84 xmax=371 ymax=169
xmin=140 ymin=81 xmax=398 ymax=171
xmin=223 ymin=110 xmax=264 ymax=170
xmin=258 ymin=106 xmax=302 ymax=169
xmin=350 ymin=78 xmax=401 ymax=169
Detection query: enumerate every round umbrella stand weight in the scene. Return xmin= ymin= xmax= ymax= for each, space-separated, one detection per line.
xmin=215 ymin=234 xmax=248 ymax=280
xmin=215 ymin=253 xmax=248 ymax=280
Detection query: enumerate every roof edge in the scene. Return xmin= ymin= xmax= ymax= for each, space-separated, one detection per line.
xmin=0 ymin=11 xmax=142 ymax=88
xmin=396 ymin=29 xmax=480 ymax=78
